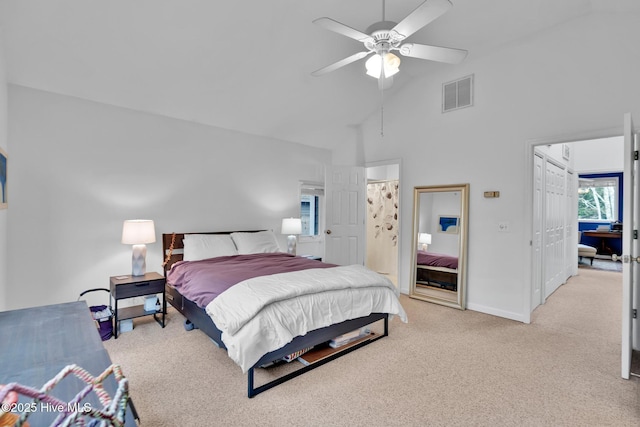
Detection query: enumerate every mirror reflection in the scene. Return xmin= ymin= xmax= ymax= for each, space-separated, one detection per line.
xmin=410 ymin=184 xmax=469 ymax=310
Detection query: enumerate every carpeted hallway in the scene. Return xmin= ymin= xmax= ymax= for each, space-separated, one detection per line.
xmin=104 ymin=267 xmax=639 ymax=426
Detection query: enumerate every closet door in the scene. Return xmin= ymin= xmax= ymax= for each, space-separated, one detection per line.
xmin=531 ymin=153 xmax=544 ymax=310
xmin=544 ymin=159 xmax=566 ymax=299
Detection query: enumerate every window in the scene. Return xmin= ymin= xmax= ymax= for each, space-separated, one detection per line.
xmin=578 ymin=176 xmax=618 ymax=221
xmin=300 ymin=181 xmax=323 ymax=238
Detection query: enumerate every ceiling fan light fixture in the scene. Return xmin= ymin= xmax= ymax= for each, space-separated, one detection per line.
xmin=365 ymin=54 xmax=381 ymax=78
xmin=365 ymin=52 xmax=401 ymax=79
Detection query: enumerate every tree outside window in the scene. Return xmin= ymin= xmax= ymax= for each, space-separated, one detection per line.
xmin=578 ymin=177 xmax=618 ymax=221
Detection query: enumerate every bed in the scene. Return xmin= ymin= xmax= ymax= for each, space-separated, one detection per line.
xmin=162 ymin=230 xmax=407 ymax=397
xmin=416 ymin=250 xmax=458 ymax=292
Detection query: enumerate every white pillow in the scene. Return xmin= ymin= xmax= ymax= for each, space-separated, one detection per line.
xmin=230 ymin=230 xmax=281 ymax=254
xmin=183 ymin=234 xmax=238 ymax=261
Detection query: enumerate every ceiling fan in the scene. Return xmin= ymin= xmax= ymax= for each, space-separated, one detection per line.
xmin=312 ymin=0 xmax=468 ymax=89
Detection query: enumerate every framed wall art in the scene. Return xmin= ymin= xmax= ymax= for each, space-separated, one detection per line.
xmin=438 ymin=215 xmax=459 ymax=234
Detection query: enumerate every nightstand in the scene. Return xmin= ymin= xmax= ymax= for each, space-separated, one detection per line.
xmin=110 ymin=272 xmax=166 ymax=338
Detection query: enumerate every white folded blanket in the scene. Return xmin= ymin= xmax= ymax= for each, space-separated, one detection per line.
xmin=206 ymin=264 xmax=407 ymax=372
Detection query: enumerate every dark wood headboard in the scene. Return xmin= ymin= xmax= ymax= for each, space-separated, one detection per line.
xmin=162 ymin=230 xmax=264 ymax=275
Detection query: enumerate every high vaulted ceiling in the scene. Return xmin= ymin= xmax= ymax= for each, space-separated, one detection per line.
xmin=0 ymin=0 xmax=636 ymax=150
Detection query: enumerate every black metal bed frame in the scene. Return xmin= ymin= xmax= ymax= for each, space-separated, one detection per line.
xmin=416 ymin=265 xmax=458 ymax=291
xmin=165 ymin=282 xmax=388 ymax=397
xmin=247 ymin=312 xmax=388 ymax=397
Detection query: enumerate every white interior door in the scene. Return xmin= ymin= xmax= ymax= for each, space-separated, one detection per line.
xmin=324 ymin=166 xmax=366 ymax=265
xmin=532 ymin=152 xmax=544 ymax=310
xmin=544 ymin=159 xmax=566 ymax=299
xmin=565 ymin=170 xmax=578 ymax=278
xmin=621 ymin=112 xmax=638 ymax=379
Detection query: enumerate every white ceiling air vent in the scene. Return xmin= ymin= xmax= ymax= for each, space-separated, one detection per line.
xmin=442 ymin=74 xmax=473 ymax=112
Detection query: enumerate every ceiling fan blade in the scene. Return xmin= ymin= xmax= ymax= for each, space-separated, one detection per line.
xmin=312 ymin=51 xmax=371 ymax=76
xmin=399 ymin=43 xmax=467 ymax=64
xmin=313 ymin=17 xmax=374 ymax=43
xmin=391 ymin=0 xmax=452 ymax=41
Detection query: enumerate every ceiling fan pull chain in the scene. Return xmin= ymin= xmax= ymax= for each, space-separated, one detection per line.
xmin=380 ymin=84 xmax=385 ymax=138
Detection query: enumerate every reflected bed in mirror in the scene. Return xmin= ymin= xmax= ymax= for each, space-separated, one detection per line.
xmin=416 ymin=250 xmax=458 ymax=291
xmin=410 ymin=184 xmax=469 ymax=310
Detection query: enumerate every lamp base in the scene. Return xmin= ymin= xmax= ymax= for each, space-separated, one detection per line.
xmin=131 ymin=244 xmax=147 ymax=276
xmin=286 ymin=235 xmax=297 ymax=256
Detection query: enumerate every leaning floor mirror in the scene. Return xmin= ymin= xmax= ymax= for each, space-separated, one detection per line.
xmin=409 ymin=184 xmax=469 ymax=310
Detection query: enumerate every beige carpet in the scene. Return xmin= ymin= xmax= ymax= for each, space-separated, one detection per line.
xmin=104 ymin=268 xmax=640 ymax=426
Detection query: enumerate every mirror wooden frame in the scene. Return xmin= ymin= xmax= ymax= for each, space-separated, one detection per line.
xmin=409 ymin=184 xmax=469 ymax=310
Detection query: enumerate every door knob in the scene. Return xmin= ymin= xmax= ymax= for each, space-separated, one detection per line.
xmin=326 ymin=229 xmax=332 ymax=235
xmin=612 ymin=254 xmax=640 ymax=263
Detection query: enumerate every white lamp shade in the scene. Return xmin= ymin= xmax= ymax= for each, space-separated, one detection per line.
xmin=365 ymin=52 xmax=400 ymax=78
xmin=418 ymin=233 xmax=432 ymax=245
xmin=281 ymin=218 xmax=302 ymax=235
xmin=122 ymin=220 xmax=156 ymax=244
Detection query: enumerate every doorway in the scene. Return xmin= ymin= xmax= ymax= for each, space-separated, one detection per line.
xmin=527 ymin=117 xmax=639 ymax=380
xmin=531 ymin=136 xmax=623 ymax=312
xmin=365 ymin=160 xmax=401 ymax=286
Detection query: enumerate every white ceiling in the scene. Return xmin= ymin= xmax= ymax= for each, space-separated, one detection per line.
xmin=0 ymin=0 xmax=634 ymax=150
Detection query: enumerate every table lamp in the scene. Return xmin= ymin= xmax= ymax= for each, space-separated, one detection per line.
xmin=122 ymin=219 xmax=156 ymax=276
xmin=281 ymin=218 xmax=302 ymax=255
xmin=418 ymin=233 xmax=432 ymax=251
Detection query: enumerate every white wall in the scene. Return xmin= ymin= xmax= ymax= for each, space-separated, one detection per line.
xmin=6 ymin=85 xmax=331 ymax=310
xmin=0 ymin=27 xmax=8 ymax=311
xmin=348 ymin=10 xmax=640 ymax=322
xmin=573 ymin=136 xmax=623 ymax=174
xmin=366 ymin=164 xmax=399 ymax=181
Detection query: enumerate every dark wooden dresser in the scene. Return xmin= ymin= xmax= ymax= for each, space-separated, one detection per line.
xmin=0 ymin=301 xmax=137 ymax=426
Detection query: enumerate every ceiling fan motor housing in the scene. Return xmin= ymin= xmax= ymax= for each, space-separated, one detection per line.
xmin=365 ymin=21 xmax=402 ymax=52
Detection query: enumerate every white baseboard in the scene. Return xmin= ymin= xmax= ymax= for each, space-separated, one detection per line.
xmin=466 ymin=302 xmax=527 ymax=323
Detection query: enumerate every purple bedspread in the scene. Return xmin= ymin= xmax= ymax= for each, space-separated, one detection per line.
xmin=417 ymin=250 xmax=458 ymax=269
xmin=167 ymin=253 xmax=336 ymax=308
